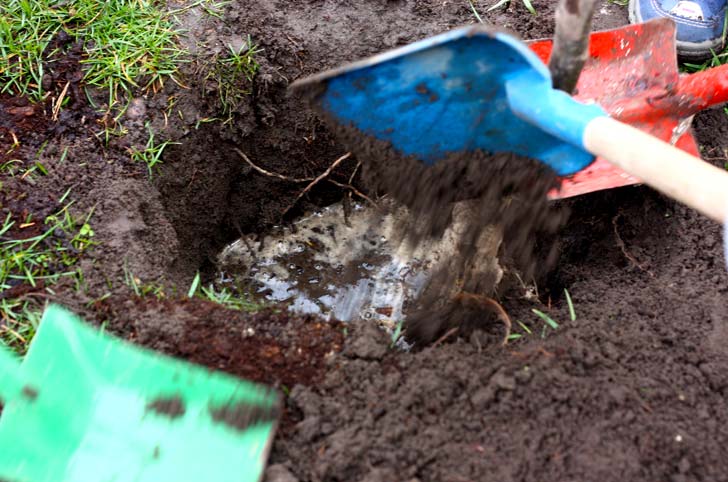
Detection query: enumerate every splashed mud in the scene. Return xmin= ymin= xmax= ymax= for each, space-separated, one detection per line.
xmin=146 ymin=396 xmax=186 ymax=419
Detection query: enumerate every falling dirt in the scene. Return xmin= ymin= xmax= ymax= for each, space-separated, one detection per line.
xmin=304 ymin=122 xmax=568 ymax=344
xmin=269 ymin=106 xmax=728 ymax=482
xmin=3 ymin=0 xmax=728 ymax=481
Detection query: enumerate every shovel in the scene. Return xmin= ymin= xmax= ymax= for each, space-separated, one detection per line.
xmin=291 ymin=22 xmax=728 ymax=224
xmin=0 ymin=304 xmax=280 ymax=482
xmin=527 ymin=18 xmax=728 ymax=198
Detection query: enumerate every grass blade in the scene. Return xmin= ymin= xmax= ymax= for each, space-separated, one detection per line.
xmin=532 ymin=309 xmax=559 ymax=330
xmin=564 ymin=289 xmax=576 ymax=321
xmin=390 ymin=320 xmax=404 ymax=347
xmin=188 ymin=271 xmax=201 ymax=297
xmin=516 ymin=320 xmax=532 ymax=335
xmin=487 ymin=0 xmax=509 ymax=12
xmin=522 ymin=0 xmax=537 ymax=15
xmin=468 ymin=0 xmax=485 ymax=23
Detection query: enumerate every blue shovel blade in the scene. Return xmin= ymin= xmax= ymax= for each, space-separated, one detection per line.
xmin=291 ymin=26 xmax=606 ymax=176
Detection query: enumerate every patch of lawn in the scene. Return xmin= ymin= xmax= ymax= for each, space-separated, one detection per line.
xmin=0 ymin=196 xmax=95 ymax=354
xmin=0 ymin=0 xmax=184 ymax=108
xmin=204 ymin=38 xmax=262 ymax=123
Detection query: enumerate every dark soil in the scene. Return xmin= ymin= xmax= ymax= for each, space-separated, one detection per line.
xmin=3 ymin=1 xmax=728 ymax=481
xmin=270 ymin=110 xmax=728 ymax=482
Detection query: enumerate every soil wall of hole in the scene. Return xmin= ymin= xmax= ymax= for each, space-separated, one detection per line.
xmin=152 ymin=0 xmax=631 ymax=281
xmin=1 ymin=0 xmax=633 ymax=293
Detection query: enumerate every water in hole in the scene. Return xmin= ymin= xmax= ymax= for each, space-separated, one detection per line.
xmin=217 ymin=200 xmax=503 ymax=340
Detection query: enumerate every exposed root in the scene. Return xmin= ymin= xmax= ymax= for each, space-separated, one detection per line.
xmin=612 ymin=213 xmax=655 ymax=278
xmin=348 ymin=160 xmax=361 ymax=184
xmin=327 ymin=178 xmax=376 ymax=206
xmin=452 ymin=292 xmax=513 ymax=346
xmin=431 ymin=327 xmax=459 ymax=349
xmin=234 ymin=148 xmax=373 ymax=208
xmin=341 ymin=160 xmax=362 ymax=226
xmin=509 ymin=345 xmax=555 ymax=359
xmin=235 ymin=148 xmax=313 ymax=182
xmin=280 ymin=152 xmax=351 ymax=218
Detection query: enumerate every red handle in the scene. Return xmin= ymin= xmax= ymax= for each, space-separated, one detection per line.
xmin=676 ymin=63 xmax=728 ymax=111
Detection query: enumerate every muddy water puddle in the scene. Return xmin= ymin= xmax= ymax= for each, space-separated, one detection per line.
xmin=218 ymin=201 xmax=503 ymax=336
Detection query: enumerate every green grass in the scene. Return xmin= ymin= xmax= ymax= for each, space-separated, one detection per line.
xmin=564 ymin=289 xmax=576 ymax=322
xmin=487 ymin=0 xmax=537 ymax=16
xmin=0 ymin=159 xmax=49 ymax=181
xmin=0 ymin=198 xmax=95 ymax=354
xmin=121 ymin=270 xmax=263 ymax=312
xmin=468 ymin=0 xmax=486 ymax=23
xmin=205 ymin=38 xmax=262 ymax=122
xmin=128 ymin=121 xmax=179 ymax=177
xmin=532 ymin=308 xmax=559 ymax=330
xmin=681 ymin=12 xmax=728 ymax=72
xmin=123 ymin=262 xmax=166 ymax=300
xmin=187 ymin=272 xmax=262 ymax=312
xmin=507 ymin=319 xmax=533 ymax=341
xmin=507 ymin=289 xmax=576 ymax=342
xmin=0 ymin=0 xmax=186 ymax=108
xmin=390 ymin=319 xmax=404 ymax=347
xmin=682 ymin=48 xmax=728 ymax=73
xmin=1 ymin=0 xmax=263 ymax=134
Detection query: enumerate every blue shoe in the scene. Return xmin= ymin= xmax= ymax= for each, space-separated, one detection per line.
xmin=629 ymin=0 xmax=727 ymax=59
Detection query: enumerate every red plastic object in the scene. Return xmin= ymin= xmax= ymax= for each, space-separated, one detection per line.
xmin=526 ymin=18 xmax=728 ymax=199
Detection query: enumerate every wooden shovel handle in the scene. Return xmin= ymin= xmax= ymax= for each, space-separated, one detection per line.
xmin=584 ymin=116 xmax=728 ymax=224
xmin=549 ymin=0 xmax=598 ymax=94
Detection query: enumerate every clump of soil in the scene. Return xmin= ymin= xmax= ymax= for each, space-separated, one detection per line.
xmin=209 ymin=398 xmax=281 ymax=432
xmin=146 ymin=396 xmax=186 ymax=419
